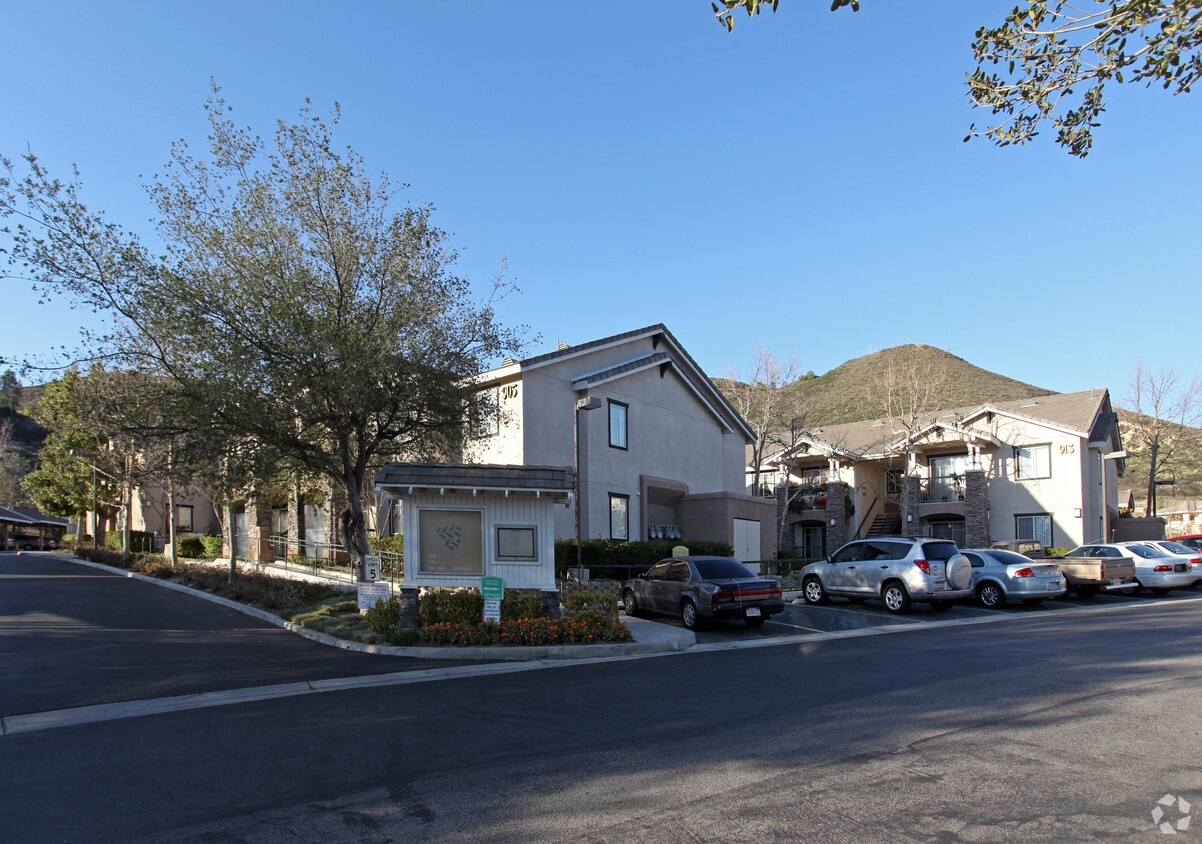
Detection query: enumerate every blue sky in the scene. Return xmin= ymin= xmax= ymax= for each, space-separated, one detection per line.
xmin=3 ymin=2 xmax=1199 ymax=403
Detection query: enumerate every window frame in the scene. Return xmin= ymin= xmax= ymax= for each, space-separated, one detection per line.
xmin=1015 ymin=513 xmax=1053 ymax=548
xmin=608 ymin=400 xmax=628 ymax=450
xmin=609 ymin=493 xmax=630 ymax=540
xmin=495 ymin=524 xmax=538 ymax=563
xmin=176 ymin=504 xmax=194 ymax=533
xmin=1014 ymin=443 xmax=1052 ymax=480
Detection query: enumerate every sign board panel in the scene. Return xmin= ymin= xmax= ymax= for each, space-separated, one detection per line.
xmin=672 ymin=545 xmax=689 ymax=557
xmin=357 ymin=582 xmax=391 ymax=611
xmin=481 ymin=576 xmax=504 ymax=601
xmin=364 ymin=555 xmax=382 ymax=582
xmin=483 ymin=598 xmax=501 ymax=624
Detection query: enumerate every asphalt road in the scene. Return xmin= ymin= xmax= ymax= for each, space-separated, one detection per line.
xmin=2 ymin=551 xmax=1201 ymax=842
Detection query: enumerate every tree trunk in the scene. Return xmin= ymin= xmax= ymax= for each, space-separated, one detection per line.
xmin=225 ymin=503 xmax=236 ymax=584
xmin=1145 ymin=441 xmax=1159 ymax=517
xmin=337 ymin=469 xmax=371 ymax=581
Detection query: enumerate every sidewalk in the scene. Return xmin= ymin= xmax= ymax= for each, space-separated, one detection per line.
xmin=53 ymin=552 xmax=697 ymax=661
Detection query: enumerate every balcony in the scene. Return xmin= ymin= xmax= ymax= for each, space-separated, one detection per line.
xmin=920 ymin=475 xmax=965 ymax=503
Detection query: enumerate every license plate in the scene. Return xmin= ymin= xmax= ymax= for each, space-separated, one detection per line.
xmin=1047 ymin=582 xmax=1059 ymax=591
xmin=745 ymin=607 xmax=761 ymax=617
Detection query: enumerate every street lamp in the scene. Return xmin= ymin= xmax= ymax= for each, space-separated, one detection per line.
xmin=574 ymin=395 xmax=602 ymax=572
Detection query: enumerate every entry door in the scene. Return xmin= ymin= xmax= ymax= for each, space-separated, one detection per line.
xmin=733 ymin=518 xmax=760 ymax=562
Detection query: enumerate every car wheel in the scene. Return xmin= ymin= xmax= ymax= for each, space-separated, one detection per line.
xmin=1117 ymin=582 xmax=1141 ymax=597
xmin=929 ymin=600 xmax=953 ymax=612
xmin=881 ymin=581 xmax=911 ymax=614
xmin=1022 ymin=598 xmax=1044 ymax=607
xmin=802 ymin=576 xmax=828 ymax=605
xmin=745 ymin=615 xmax=766 ymax=628
xmin=681 ymin=599 xmax=700 ymax=630
xmin=622 ymin=590 xmax=640 ymax=618
xmin=976 ymin=582 xmax=1005 ymax=609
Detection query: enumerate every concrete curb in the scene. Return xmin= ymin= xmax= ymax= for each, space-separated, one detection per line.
xmin=45 ymin=553 xmax=695 ymax=661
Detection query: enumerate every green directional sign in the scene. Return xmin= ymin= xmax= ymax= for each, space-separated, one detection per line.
xmin=481 ymin=576 xmax=504 ymax=601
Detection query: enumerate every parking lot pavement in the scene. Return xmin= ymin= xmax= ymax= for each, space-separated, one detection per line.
xmin=628 ymin=587 xmax=1202 ymax=645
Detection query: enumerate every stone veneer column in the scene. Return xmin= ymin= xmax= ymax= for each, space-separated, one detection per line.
xmin=903 ymin=475 xmax=920 ymax=533
xmin=397 ymin=587 xmax=420 ymax=629
xmin=541 ymin=590 xmax=562 ymax=619
xmin=824 ymin=481 xmax=848 ymax=550
xmin=964 ymin=469 xmax=988 ymax=547
xmin=287 ymin=486 xmax=305 ymax=558
xmin=246 ymin=497 xmax=275 ymax=564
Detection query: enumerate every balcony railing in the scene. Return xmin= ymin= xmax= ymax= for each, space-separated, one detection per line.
xmin=920 ymin=475 xmax=966 ymax=503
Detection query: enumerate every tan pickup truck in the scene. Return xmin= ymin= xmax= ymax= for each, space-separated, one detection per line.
xmin=991 ymin=541 xmax=1137 ymax=597
xmin=1047 ymin=545 xmax=1137 ymax=597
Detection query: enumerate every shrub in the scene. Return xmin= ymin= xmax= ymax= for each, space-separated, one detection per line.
xmin=500 ymin=593 xmax=545 ymax=621
xmin=75 ymin=545 xmax=130 ymax=566
xmin=417 ymin=616 xmax=631 ymax=647
xmin=105 ymin=530 xmax=155 ymax=553
xmin=176 ymin=536 xmax=206 ymax=558
xmin=369 ymin=535 xmax=405 ymax=554
xmin=385 ymin=628 xmax=418 ymax=646
xmin=200 ymin=536 xmax=223 ymax=558
xmin=554 ymin=539 xmax=734 ymax=579
xmin=420 ymin=589 xmax=485 ymax=625
xmin=365 ymin=597 xmax=400 ymax=633
xmin=562 ymin=590 xmax=619 ymax=623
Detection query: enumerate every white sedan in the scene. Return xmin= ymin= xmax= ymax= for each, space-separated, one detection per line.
xmin=1112 ymin=542 xmax=1197 ymax=595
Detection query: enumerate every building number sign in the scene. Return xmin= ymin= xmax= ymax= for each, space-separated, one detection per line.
xmin=501 ymin=384 xmax=519 ymax=400
xmin=1059 ymin=444 xmax=1075 ymax=455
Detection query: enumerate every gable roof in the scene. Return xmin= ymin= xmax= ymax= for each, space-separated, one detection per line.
xmin=480 ymin=324 xmax=756 ymax=442
xmin=758 ymin=389 xmax=1118 ymax=467
xmin=375 ymin=463 xmax=575 ymax=495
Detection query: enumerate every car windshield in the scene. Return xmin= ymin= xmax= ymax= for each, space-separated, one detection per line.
xmin=693 ymin=558 xmax=755 ymax=580
xmin=1128 ymin=544 xmax=1167 ymax=558
xmin=921 ymin=542 xmax=960 ymax=561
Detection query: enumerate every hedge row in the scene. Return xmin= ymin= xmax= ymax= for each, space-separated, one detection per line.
xmin=553 ymin=539 xmax=733 ymax=568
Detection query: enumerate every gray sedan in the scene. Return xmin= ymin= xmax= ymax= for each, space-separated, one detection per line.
xmin=621 ymin=556 xmax=785 ymax=630
xmin=963 ymin=548 xmax=1066 ymax=607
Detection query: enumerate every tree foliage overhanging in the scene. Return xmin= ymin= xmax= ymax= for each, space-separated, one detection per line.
xmin=713 ymin=1 xmax=1201 ymax=157
xmin=1 ymin=87 xmax=523 ymax=571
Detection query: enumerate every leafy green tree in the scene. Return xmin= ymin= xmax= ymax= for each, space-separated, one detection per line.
xmin=1 ymin=87 xmax=520 ymax=579
xmin=712 ymin=1 xmax=1201 ymax=157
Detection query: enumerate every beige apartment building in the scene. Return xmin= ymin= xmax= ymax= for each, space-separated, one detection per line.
xmin=755 ymin=390 xmax=1126 ymax=557
xmin=465 ymin=324 xmax=777 ymax=561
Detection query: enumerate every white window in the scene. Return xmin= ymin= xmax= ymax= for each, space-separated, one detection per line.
xmin=496 ymin=525 xmax=537 ymax=562
xmin=609 ymin=493 xmax=629 ymax=540
xmin=176 ymin=505 xmax=194 ymax=533
xmin=609 ymin=400 xmax=628 ymax=450
xmin=1016 ymin=514 xmax=1052 ymax=547
xmin=1015 ymin=444 xmax=1051 ymax=479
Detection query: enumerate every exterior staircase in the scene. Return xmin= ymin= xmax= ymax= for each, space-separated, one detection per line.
xmin=865 ymin=513 xmax=901 ymax=538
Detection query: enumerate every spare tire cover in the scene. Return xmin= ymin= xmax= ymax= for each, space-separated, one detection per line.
xmin=946 ymin=555 xmax=973 ymax=589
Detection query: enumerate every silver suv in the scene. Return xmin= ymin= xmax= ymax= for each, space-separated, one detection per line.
xmin=801 ymin=536 xmax=974 ymax=613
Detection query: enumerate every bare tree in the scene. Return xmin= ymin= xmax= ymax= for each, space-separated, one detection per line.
xmin=870 ymin=357 xmax=957 ymax=470
xmin=723 ymin=345 xmax=804 ymax=495
xmin=1122 ymin=361 xmax=1202 ymax=516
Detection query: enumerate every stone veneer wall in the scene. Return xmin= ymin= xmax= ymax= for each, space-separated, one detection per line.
xmin=903 ymin=475 xmax=920 ymax=533
xmin=823 ymin=481 xmax=848 ymax=551
xmin=965 ymin=469 xmax=988 ymax=547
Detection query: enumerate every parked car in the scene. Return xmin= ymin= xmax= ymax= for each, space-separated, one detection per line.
xmin=800 ymin=536 xmax=974 ymax=614
xmin=1111 ymin=541 xmax=1198 ymax=594
xmin=1138 ymin=540 xmax=1202 ymax=583
xmin=1170 ymin=534 xmax=1202 ymax=553
xmin=962 ymin=548 xmax=1066 ymax=607
xmin=989 ymin=539 xmax=1048 ymax=559
xmin=10 ymin=536 xmax=58 ymax=551
xmin=621 ymin=556 xmax=785 ymax=630
xmin=1053 ymin=545 xmax=1138 ymax=597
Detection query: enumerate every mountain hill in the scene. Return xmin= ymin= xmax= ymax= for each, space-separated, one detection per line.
xmin=747 ymin=344 xmax=1055 ymax=428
